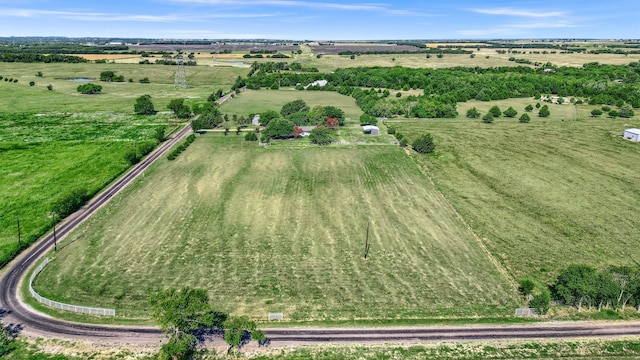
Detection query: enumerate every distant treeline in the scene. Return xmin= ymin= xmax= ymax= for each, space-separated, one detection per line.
xmin=0 ymin=43 xmax=128 ymax=54
xmin=236 ymin=61 xmax=640 ymax=119
xmin=0 ymin=53 xmax=89 ymax=63
xmin=338 ymin=49 xmax=472 ymax=55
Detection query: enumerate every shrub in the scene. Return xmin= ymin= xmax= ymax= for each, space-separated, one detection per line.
xmin=244 ymin=131 xmax=258 ymax=141
xmin=530 ymin=289 xmax=551 ymax=315
xmin=77 ymin=83 xmax=102 ymax=94
xmin=538 ymin=105 xmax=550 ymax=117
xmin=466 ymin=107 xmax=481 ymax=118
xmin=619 ymin=106 xmax=635 ymax=118
xmin=503 ymin=106 xmax=518 ymax=118
xmin=387 ymin=126 xmax=396 ymax=135
xmin=46 ymin=84 xmax=53 ymax=91
xmin=52 ymin=188 xmax=90 ymax=218
xmin=399 ymin=138 xmax=408 ymax=147
xmin=525 ymin=104 xmax=534 ymax=112
xmin=482 ymin=113 xmax=494 ymax=123
xmin=139 ymin=77 xmax=150 ymax=83
xmin=309 ymin=126 xmax=335 ymax=145
xmin=518 ymin=278 xmax=535 ymax=295
xmin=489 ymin=105 xmax=502 ymax=117
xmin=167 ymin=134 xmax=196 ymax=160
xmin=412 ymin=133 xmax=435 ymax=154
xmin=591 ymin=108 xmax=603 ymax=117
xmin=601 ymin=105 xmax=611 ymax=112
xmin=519 ymin=113 xmax=531 ymax=123
xmin=29 ymin=81 xmax=35 ymax=86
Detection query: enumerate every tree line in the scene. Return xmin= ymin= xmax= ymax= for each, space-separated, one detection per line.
xmin=238 ymin=61 xmax=640 ymax=119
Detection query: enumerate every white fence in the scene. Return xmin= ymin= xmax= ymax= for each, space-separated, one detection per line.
xmin=514 ymin=308 xmax=538 ymax=316
xmin=29 ymin=258 xmax=116 ymax=316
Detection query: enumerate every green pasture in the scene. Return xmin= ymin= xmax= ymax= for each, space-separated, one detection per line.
xmin=35 ymin=134 xmax=518 ymax=320
xmin=0 ymin=113 xmax=167 ymax=266
xmin=390 ymin=103 xmax=640 ymax=282
xmin=219 ymin=89 xmax=363 ymax=120
xmin=0 ymin=62 xmax=247 ymax=113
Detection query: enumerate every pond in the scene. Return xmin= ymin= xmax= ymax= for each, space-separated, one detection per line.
xmin=66 ymin=78 xmax=94 ymax=82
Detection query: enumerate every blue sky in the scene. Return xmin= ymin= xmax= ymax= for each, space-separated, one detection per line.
xmin=0 ymin=0 xmax=638 ymax=39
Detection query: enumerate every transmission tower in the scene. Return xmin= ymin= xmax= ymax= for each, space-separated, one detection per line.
xmin=174 ymin=54 xmax=188 ymax=89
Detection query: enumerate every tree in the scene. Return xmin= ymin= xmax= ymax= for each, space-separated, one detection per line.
xmin=619 ymin=106 xmax=635 ymax=118
xmin=154 ymin=126 xmax=167 ymax=142
xmin=519 ymin=113 xmax=531 ymax=123
xmin=482 ymin=112 xmax=494 ymax=123
xmin=538 ymin=105 xmax=550 ymax=117
xmin=412 ymin=133 xmax=436 ymax=154
xmin=608 ymin=110 xmax=619 ymax=118
xmin=530 ymin=289 xmax=551 ymax=315
xmin=46 ymin=84 xmax=53 ymax=91
xmin=466 ymin=107 xmax=480 ymax=118
xmin=0 ymin=324 xmax=18 ymax=357
xmin=29 ymin=81 xmax=35 ymax=86
xmin=264 ymin=118 xmax=294 ymax=139
xmin=76 ymin=83 xmax=102 ymax=94
xmin=309 ymin=126 xmax=335 ymax=145
xmin=150 ymin=287 xmax=227 ymax=360
xmin=168 ymin=98 xmax=191 ymax=119
xmin=591 ymin=108 xmax=603 ymax=117
xmin=280 ymin=99 xmax=309 ymax=117
xmin=554 ymin=264 xmax=598 ymax=311
xmin=536 ymin=102 xmax=541 ymax=109
xmin=525 ymin=104 xmax=534 ymax=112
xmin=134 ymin=95 xmax=156 ymax=115
xmin=489 ymin=105 xmax=502 ymax=117
xmin=503 ymin=106 xmax=518 ymax=118
xmin=519 ymin=278 xmax=535 ymax=295
xmin=223 ymin=316 xmax=265 ymax=351
xmin=259 ymin=110 xmax=280 ymax=126
xmin=322 ymin=106 xmax=346 ymax=125
xmin=360 ymin=113 xmax=377 ymax=125
xmin=35 ymin=71 xmax=43 ymax=77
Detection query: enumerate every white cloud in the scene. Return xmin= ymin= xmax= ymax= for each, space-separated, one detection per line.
xmin=0 ymin=7 xmax=277 ymax=22
xmin=471 ymin=7 xmax=566 ymax=18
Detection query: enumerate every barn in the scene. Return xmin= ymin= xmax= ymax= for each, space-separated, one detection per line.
xmin=362 ymin=125 xmax=380 ymax=135
xmin=624 ymin=128 xmax=640 ymax=142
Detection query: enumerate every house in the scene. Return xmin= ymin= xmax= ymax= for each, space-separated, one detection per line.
xmin=624 ymin=128 xmax=640 ymax=142
xmin=251 ymin=114 xmax=261 ymax=126
xmin=306 ymin=80 xmax=328 ymax=88
xmin=362 ymin=125 xmax=380 ymax=136
xmin=299 ymin=125 xmax=316 ymax=136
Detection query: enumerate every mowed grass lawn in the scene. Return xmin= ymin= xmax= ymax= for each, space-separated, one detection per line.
xmin=0 ymin=62 xmax=248 ymax=113
xmin=36 ymin=135 xmax=518 ymax=320
xmin=391 ymin=104 xmax=640 ymax=282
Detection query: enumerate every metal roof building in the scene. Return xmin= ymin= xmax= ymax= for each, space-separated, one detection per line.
xmin=624 ymin=128 xmax=640 ymax=142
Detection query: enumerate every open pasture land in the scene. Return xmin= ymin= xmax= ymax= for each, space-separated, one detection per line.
xmin=219 ymin=89 xmax=363 ymax=120
xmin=0 ymin=113 xmax=165 ymax=266
xmin=390 ymin=105 xmax=640 ymax=282
xmin=35 ymin=135 xmax=518 ymax=320
xmin=0 ymin=62 xmax=247 ymax=113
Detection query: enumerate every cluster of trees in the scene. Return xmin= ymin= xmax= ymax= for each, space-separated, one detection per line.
xmin=258 ymin=100 xmax=344 ymax=143
xmin=99 ymin=70 xmax=125 ymax=82
xmin=191 ymin=102 xmax=224 ymax=131
xmin=552 ymin=264 xmax=640 ymax=312
xmin=466 ymin=104 xmax=547 ymax=123
xmin=168 ymin=98 xmax=192 ymax=119
xmin=149 ymin=287 xmax=265 ymax=359
xmin=0 ymin=53 xmax=88 ymax=63
xmin=76 ymin=83 xmax=102 ymax=94
xmin=337 ymin=49 xmax=472 ymax=56
xmin=124 ymin=140 xmax=157 ymax=165
xmin=51 ymin=188 xmax=90 ymax=218
xmin=247 ymin=61 xmax=319 ymax=77
xmin=591 ymin=105 xmax=635 ymax=118
xmin=239 ymin=61 xmax=640 ymax=119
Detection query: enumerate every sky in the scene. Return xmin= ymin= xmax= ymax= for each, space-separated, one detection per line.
xmin=0 ymin=0 xmax=638 ymax=40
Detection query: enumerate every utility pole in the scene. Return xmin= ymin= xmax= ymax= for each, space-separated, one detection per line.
xmin=363 ymin=221 xmax=371 ymax=259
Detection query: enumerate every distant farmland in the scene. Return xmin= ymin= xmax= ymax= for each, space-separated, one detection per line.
xmin=35 ymin=135 xmax=518 ymax=320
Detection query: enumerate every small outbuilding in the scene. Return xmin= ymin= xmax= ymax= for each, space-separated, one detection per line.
xmin=624 ymin=128 xmax=640 ymax=142
xmin=362 ymin=125 xmax=380 ymax=136
xmin=252 ymin=114 xmax=261 ymax=126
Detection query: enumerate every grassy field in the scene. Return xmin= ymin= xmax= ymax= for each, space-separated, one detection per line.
xmin=0 ymin=113 xmax=167 ymax=266
xmin=390 ymin=102 xmax=640 ymax=282
xmin=35 ymin=134 xmax=518 ymax=320
xmin=0 ymin=62 xmax=247 ymax=113
xmin=219 ymin=89 xmax=363 ymax=120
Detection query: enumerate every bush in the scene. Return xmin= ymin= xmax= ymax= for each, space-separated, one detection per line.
xmin=518 ymin=278 xmax=535 ymax=295
xmin=466 ymin=107 xmax=480 ymax=118
xmin=503 ymin=106 xmax=518 ymax=118
xmin=139 ymin=77 xmax=150 ymax=83
xmin=538 ymin=105 xmax=550 ymax=117
xmin=387 ymin=126 xmax=396 ymax=135
xmin=46 ymin=84 xmax=53 ymax=91
xmin=167 ymin=134 xmax=196 ymax=160
xmin=309 ymin=126 xmax=335 ymax=145
xmin=619 ymin=106 xmax=635 ymax=118
xmin=525 ymin=104 xmax=534 ymax=112
xmin=591 ymin=108 xmax=603 ymax=117
xmin=52 ymin=188 xmax=90 ymax=218
xmin=482 ymin=113 xmax=494 ymax=123
xmin=399 ymin=138 xmax=408 ymax=147
xmin=530 ymin=289 xmax=551 ymax=315
xmin=412 ymin=133 xmax=435 ymax=154
xmin=489 ymin=105 xmax=502 ymax=117
xmin=244 ymin=131 xmax=258 ymax=141
xmin=29 ymin=81 xmax=35 ymax=86
xmin=519 ymin=113 xmax=531 ymax=123
xmin=77 ymin=83 xmax=102 ymax=94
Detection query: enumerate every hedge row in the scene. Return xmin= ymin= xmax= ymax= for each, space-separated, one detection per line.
xmin=167 ymin=134 xmax=196 ymax=160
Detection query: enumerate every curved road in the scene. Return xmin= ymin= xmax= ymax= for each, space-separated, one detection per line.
xmin=2 ymin=123 xmax=640 ymax=346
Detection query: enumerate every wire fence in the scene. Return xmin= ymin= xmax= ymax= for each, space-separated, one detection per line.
xmin=29 ymin=258 xmax=116 ymax=316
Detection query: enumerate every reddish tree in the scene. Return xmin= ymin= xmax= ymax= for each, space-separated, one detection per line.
xmin=326 ymin=117 xmax=339 ymax=129
xmin=293 ymin=125 xmax=304 ymax=138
